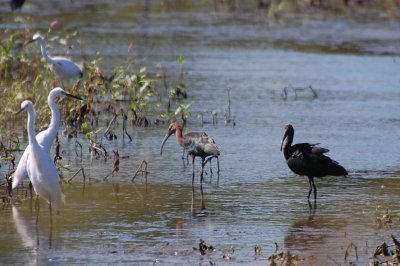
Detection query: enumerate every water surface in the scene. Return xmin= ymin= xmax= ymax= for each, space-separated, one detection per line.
xmin=1 ymin=1 xmax=400 ymax=265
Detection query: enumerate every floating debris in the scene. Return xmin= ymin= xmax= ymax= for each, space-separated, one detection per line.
xmin=131 ymin=160 xmax=149 ymax=183
xmin=376 ymin=208 xmax=393 ymax=229
xmin=373 ymin=235 xmax=400 ymax=264
xmin=254 ymin=245 xmax=262 ymax=256
xmin=344 ymin=241 xmax=358 ymax=262
xmin=280 ymin=84 xmax=318 ymax=100
xmin=268 ymin=251 xmax=303 ymax=265
xmin=197 ymin=239 xmax=215 ymax=256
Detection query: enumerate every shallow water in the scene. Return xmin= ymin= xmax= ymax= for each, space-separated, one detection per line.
xmin=1 ymin=1 xmax=400 ymax=265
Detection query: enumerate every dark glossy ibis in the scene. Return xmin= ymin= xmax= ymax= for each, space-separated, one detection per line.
xmin=280 ymin=124 xmax=348 ymax=200
xmin=160 ymin=122 xmax=220 ymax=184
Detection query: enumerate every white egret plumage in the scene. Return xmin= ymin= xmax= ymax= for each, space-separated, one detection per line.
xmin=12 ymin=87 xmax=81 ymax=189
xmin=16 ymin=100 xmax=65 ymax=209
xmin=28 ymin=33 xmax=83 ymax=88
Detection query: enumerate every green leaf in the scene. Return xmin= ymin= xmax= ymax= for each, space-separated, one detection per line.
xmin=177 ymin=55 xmax=185 ymax=65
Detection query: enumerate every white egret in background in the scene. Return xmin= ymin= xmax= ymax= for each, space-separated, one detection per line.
xmin=28 ymin=33 xmax=83 ymax=88
xmin=12 ymin=87 xmax=82 ymax=189
xmin=16 ymin=100 xmax=65 ymax=213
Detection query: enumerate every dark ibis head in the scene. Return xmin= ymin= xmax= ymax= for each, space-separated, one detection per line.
xmin=160 ymin=122 xmax=180 ymax=156
xmin=281 ymin=124 xmax=294 ymax=151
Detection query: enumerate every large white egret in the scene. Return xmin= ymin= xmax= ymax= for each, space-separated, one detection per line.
xmin=28 ymin=33 xmax=83 ymax=88
xmin=12 ymin=87 xmax=82 ymax=189
xmin=16 ymin=100 xmax=65 ymax=210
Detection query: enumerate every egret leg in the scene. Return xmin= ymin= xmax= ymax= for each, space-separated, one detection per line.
xmin=209 ymin=159 xmax=213 ymax=175
xmin=49 ymin=203 xmax=53 ymax=249
xmin=35 ymin=196 xmax=40 ymax=225
xmin=29 ymin=182 xmax=33 ymax=198
xmin=34 ymin=195 xmax=40 ymax=211
xmin=49 ymin=202 xmax=53 ymax=227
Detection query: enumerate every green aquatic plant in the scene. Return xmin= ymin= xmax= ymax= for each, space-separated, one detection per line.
xmin=1 ymin=27 xmax=193 ymax=147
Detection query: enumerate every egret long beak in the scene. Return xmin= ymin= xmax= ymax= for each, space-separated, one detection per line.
xmin=15 ymin=107 xmax=25 ymax=116
xmin=160 ymin=132 xmax=173 ymax=156
xmin=24 ymin=38 xmax=37 ymax=48
xmin=62 ymin=91 xmax=84 ymax=101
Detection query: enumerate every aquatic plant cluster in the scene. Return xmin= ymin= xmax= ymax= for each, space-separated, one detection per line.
xmin=0 ymin=25 xmax=193 ymax=191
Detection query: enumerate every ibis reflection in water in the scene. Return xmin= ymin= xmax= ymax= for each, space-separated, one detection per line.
xmin=160 ymin=121 xmax=220 ymax=184
xmin=280 ymin=124 xmax=348 ymax=201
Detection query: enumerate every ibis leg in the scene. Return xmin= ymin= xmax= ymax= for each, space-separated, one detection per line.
xmin=191 ymin=155 xmax=195 ymax=185
xmin=181 ymin=149 xmax=186 ymax=167
xmin=200 ymin=182 xmax=206 ymax=210
xmin=307 ymin=177 xmax=313 ymax=200
xmin=200 ymin=158 xmax=205 ymax=183
xmin=312 ymin=178 xmax=317 ymax=200
xmin=217 ymin=156 xmax=220 ymax=174
xmin=191 ymin=184 xmax=195 ymax=213
xmin=307 ymin=176 xmax=317 ymax=200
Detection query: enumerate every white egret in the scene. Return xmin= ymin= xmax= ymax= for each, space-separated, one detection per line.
xmin=28 ymin=33 xmax=83 ymax=89
xmin=12 ymin=87 xmax=81 ymax=189
xmin=16 ymin=100 xmax=65 ymax=210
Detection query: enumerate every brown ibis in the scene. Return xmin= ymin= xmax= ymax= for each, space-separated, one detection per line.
xmin=160 ymin=122 xmax=220 ymax=184
xmin=280 ymin=124 xmax=348 ymax=200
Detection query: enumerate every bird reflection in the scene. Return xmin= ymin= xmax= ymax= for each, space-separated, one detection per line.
xmin=12 ymin=205 xmax=37 ymax=252
xmin=284 ymin=205 xmax=347 ymax=262
xmin=284 ymin=206 xmax=325 ymax=250
xmin=191 ymin=183 xmax=206 ymax=213
xmin=12 ymin=203 xmax=54 ymax=254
